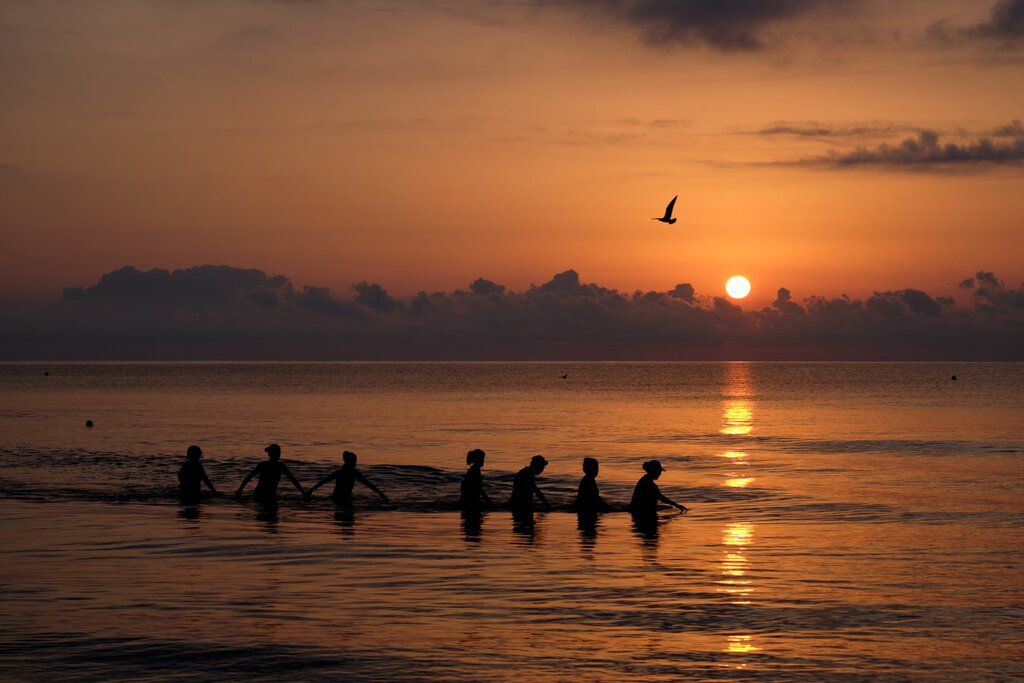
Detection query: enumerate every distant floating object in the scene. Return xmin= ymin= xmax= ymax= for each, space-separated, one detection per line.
xmin=85 ymin=420 xmax=94 ymax=428
xmin=652 ymin=195 xmax=678 ymax=225
xmin=562 ymin=374 xmax=569 ymax=379
xmin=44 ymin=371 xmax=49 ymax=376
xmin=951 ymin=375 xmax=957 ymax=381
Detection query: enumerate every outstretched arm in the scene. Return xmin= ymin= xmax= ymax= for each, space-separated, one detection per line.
xmin=533 ymin=484 xmax=551 ymax=510
xmin=480 ymin=485 xmax=492 ymax=506
xmin=281 ymin=464 xmax=306 ymax=496
xmin=658 ymin=491 xmax=688 ymax=512
xmin=356 ymin=471 xmax=389 ymax=502
xmin=306 ymin=470 xmax=337 ymax=498
xmin=235 ymin=464 xmax=261 ymax=496
xmin=200 ymin=465 xmax=219 ymax=494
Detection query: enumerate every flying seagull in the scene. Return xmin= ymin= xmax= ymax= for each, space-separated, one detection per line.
xmin=653 ymin=195 xmax=678 ymax=224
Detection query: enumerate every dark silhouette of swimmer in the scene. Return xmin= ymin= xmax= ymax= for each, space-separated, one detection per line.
xmin=178 ymin=445 xmax=219 ymax=500
xmin=306 ymin=450 xmax=388 ymax=506
xmin=460 ymin=448 xmax=492 ymax=509
xmin=951 ymin=375 xmax=957 ymax=381
xmin=575 ymin=457 xmax=611 ymax=513
xmin=510 ymin=455 xmax=550 ymax=511
xmin=235 ymin=443 xmax=306 ymax=501
xmin=85 ymin=420 xmax=94 ymax=429
xmin=629 ymin=459 xmax=688 ymax=517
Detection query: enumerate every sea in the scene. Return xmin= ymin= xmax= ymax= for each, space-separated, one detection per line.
xmin=0 ymin=362 xmax=1022 ymax=681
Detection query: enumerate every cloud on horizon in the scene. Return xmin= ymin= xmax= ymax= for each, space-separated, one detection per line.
xmin=2 ymin=265 xmax=1022 ymax=360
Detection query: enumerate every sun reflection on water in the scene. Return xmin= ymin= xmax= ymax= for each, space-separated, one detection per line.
xmin=720 ymin=402 xmax=753 ymax=435
xmin=718 ymin=521 xmax=756 ymax=609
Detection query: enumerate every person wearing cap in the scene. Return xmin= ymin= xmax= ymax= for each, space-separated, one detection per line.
xmin=306 ymin=450 xmax=388 ymax=506
xmin=629 ymin=459 xmax=688 ymax=517
xmin=460 ymin=448 xmax=492 ymax=510
xmin=510 ymin=455 xmax=551 ymax=511
xmin=235 ymin=444 xmax=306 ymax=501
xmin=575 ymin=457 xmax=611 ymax=514
xmin=177 ymin=444 xmax=219 ymax=500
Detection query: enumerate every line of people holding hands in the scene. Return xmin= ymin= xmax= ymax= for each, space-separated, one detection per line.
xmin=178 ymin=443 xmax=689 ymax=516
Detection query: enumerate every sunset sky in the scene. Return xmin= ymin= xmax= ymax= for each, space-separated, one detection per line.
xmin=1 ymin=1 xmax=1022 ymax=358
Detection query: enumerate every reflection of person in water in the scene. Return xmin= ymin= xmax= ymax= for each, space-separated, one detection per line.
xmin=235 ymin=443 xmax=306 ymax=501
xmin=178 ymin=445 xmax=219 ymax=500
xmin=306 ymin=450 xmax=388 ymax=506
xmin=629 ymin=459 xmax=688 ymax=517
xmin=460 ymin=448 xmax=492 ymax=510
xmin=575 ymin=457 xmax=611 ymax=513
xmin=510 ymin=455 xmax=551 ymax=511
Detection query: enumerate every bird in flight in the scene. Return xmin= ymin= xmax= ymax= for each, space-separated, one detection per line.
xmin=653 ymin=195 xmax=678 ymax=224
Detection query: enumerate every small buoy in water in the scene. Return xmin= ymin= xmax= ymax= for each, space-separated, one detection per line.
xmin=951 ymin=375 xmax=957 ymax=381
xmin=85 ymin=420 xmax=94 ymax=428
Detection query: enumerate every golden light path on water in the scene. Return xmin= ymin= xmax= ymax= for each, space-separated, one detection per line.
xmin=718 ymin=363 xmax=759 ymax=664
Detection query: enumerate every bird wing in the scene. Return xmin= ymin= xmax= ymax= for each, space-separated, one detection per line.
xmin=664 ymin=195 xmax=678 ymax=219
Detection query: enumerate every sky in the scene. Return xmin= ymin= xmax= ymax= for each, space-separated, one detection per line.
xmin=1 ymin=0 xmax=1022 ymax=358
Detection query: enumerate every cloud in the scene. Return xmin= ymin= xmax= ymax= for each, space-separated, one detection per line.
xmin=929 ymin=0 xmax=1024 ymax=47
xmin=786 ymin=127 xmax=1024 ymax=168
xmin=750 ymin=121 xmax=915 ymax=140
xmin=353 ymin=281 xmax=402 ymax=312
xmin=545 ymin=0 xmax=857 ymax=51
xmin=3 ymin=264 xmax=1023 ymax=360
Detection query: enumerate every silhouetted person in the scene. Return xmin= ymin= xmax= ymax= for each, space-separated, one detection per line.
xmin=85 ymin=420 xmax=94 ymax=429
xmin=951 ymin=375 xmax=957 ymax=381
xmin=460 ymin=448 xmax=492 ymax=510
xmin=178 ymin=444 xmax=219 ymax=500
xmin=629 ymin=460 xmax=688 ymax=518
xmin=235 ymin=443 xmax=305 ymax=502
xmin=306 ymin=450 xmax=388 ymax=506
xmin=575 ymin=457 xmax=611 ymax=514
xmin=510 ymin=455 xmax=550 ymax=511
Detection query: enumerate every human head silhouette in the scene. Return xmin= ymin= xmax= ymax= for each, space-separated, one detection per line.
xmin=186 ymin=445 xmax=203 ymax=461
xmin=583 ymin=457 xmax=598 ymax=476
xmin=466 ymin=449 xmax=486 ymax=467
xmin=642 ymin=459 xmax=664 ymax=480
xmin=343 ymin=450 xmax=357 ymax=465
xmin=530 ymin=454 xmax=548 ymax=474
xmin=264 ymin=443 xmax=281 ymax=461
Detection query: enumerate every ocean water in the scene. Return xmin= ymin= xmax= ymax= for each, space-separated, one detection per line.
xmin=0 ymin=362 xmax=1022 ymax=681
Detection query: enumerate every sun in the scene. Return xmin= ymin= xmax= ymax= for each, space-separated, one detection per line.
xmin=725 ymin=275 xmax=751 ymax=299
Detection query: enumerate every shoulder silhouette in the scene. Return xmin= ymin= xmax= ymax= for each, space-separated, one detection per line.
xmin=306 ymin=450 xmax=388 ymax=506
xmin=235 ymin=443 xmax=306 ymax=501
xmin=510 ymin=454 xmax=550 ymax=512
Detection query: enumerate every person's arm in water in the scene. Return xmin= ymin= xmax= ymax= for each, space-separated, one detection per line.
xmin=479 ymin=483 xmax=492 ymax=506
xmin=235 ymin=463 xmax=263 ymax=497
xmin=305 ymin=470 xmax=338 ymax=498
xmin=658 ymin=489 xmax=688 ymax=512
xmin=200 ymin=464 xmax=219 ymax=495
xmin=533 ymin=482 xmax=551 ymax=510
xmin=280 ymin=463 xmax=306 ymax=496
xmin=355 ymin=471 xmax=389 ymax=502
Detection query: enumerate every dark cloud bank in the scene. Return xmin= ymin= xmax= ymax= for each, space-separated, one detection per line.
xmin=540 ymin=0 xmax=855 ymax=51
xmin=2 ymin=265 xmax=1022 ymax=360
